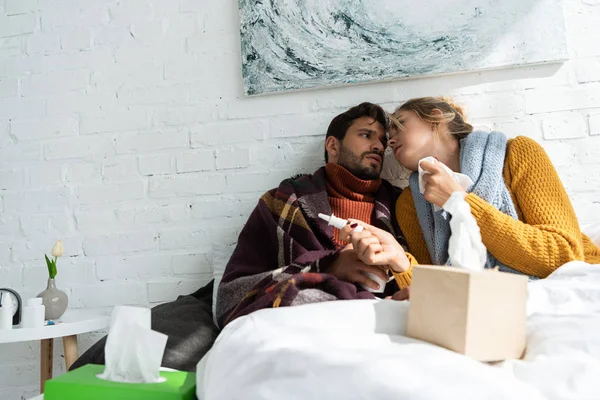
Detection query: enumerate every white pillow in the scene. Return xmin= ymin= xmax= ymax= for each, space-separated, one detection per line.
xmin=582 ymin=222 xmax=600 ymax=247
xmin=380 ymin=147 xmax=411 ymax=188
xmin=210 ymin=243 xmax=235 ymax=322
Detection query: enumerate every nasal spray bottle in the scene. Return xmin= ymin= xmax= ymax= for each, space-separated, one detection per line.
xmin=318 ymin=213 xmax=389 ymax=293
xmin=318 ymin=213 xmax=364 ymax=232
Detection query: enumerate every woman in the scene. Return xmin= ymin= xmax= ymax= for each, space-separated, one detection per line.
xmin=340 ymin=97 xmax=600 ymax=291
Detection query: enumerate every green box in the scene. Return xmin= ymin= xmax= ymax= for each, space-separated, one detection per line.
xmin=44 ymin=364 xmax=196 ymax=400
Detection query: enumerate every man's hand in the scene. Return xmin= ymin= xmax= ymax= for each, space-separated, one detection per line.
xmin=339 ymin=220 xmax=410 ymax=273
xmin=325 ymin=244 xmax=389 ymax=291
xmin=420 ymin=159 xmax=466 ymax=208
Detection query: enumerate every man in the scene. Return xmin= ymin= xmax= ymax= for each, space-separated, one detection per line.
xmin=217 ymin=102 xmax=409 ymax=328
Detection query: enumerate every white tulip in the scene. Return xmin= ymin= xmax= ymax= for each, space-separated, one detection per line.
xmin=51 ymin=240 xmax=63 ymax=258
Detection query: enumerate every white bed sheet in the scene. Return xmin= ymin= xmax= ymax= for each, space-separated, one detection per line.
xmin=197 ymin=261 xmax=600 ymax=400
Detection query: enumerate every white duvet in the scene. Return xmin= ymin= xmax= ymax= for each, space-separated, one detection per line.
xmin=197 ymin=262 xmax=600 ymax=400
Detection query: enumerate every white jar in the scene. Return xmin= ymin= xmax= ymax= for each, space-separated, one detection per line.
xmin=0 ymin=295 xmax=12 ymax=330
xmin=22 ymin=298 xmax=45 ymax=329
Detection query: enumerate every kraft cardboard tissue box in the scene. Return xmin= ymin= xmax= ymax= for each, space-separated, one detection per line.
xmin=407 ymin=265 xmax=528 ymax=362
xmin=44 ymin=364 xmax=196 ymax=400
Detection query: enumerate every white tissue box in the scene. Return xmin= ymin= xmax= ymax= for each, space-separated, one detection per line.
xmin=406 ymin=265 xmax=528 ymax=362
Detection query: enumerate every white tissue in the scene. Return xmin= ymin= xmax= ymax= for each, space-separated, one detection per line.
xmin=442 ymin=192 xmax=487 ymax=272
xmin=418 ymin=156 xmax=473 ymax=212
xmin=98 ymin=306 xmax=168 ymax=383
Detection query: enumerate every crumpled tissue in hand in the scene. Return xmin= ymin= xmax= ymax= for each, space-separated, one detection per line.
xmin=418 ymin=156 xmax=473 ymax=212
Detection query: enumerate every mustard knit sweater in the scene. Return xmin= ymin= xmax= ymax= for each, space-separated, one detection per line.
xmin=392 ymin=136 xmax=600 ymax=289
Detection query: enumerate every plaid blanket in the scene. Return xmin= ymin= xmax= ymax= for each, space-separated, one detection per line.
xmin=216 ymin=167 xmax=405 ymax=327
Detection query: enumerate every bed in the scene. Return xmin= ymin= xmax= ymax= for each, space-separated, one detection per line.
xmin=197 ymin=225 xmax=600 ymax=400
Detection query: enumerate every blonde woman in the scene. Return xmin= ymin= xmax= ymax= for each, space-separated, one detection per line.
xmin=340 ymin=97 xmax=600 ymax=292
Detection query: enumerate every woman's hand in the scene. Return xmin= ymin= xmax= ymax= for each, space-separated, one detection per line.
xmin=339 ymin=219 xmax=410 ymax=273
xmin=420 ymin=159 xmax=466 ymax=208
xmin=326 ymin=244 xmax=390 ymax=291
xmin=385 ymin=287 xmax=410 ymax=301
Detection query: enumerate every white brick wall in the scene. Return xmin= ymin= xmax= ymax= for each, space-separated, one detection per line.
xmin=1 ymin=0 xmax=600 ymax=397
xmin=589 ymin=113 xmax=600 ymax=135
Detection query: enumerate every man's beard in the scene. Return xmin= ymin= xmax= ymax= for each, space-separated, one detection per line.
xmin=337 ymin=144 xmax=383 ymax=181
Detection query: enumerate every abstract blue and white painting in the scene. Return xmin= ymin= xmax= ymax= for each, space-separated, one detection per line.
xmin=239 ymin=0 xmax=568 ymax=96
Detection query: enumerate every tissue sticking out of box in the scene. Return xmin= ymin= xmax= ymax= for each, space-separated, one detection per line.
xmin=442 ymin=192 xmax=487 ymax=272
xmin=98 ymin=306 xmax=168 ymax=383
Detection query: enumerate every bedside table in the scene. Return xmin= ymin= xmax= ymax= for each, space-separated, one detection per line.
xmin=0 ymin=309 xmax=109 ymax=393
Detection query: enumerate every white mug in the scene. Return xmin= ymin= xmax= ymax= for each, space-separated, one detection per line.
xmin=360 ymin=270 xmax=392 ymax=294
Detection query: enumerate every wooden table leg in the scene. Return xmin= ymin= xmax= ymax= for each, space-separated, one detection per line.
xmin=63 ymin=335 xmax=78 ymax=371
xmin=40 ymin=338 xmax=53 ymax=393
